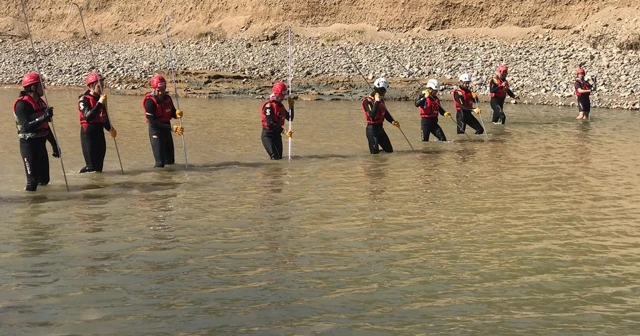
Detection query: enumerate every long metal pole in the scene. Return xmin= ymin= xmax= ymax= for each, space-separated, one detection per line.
xmin=21 ymin=0 xmax=69 ymax=191
xmin=287 ymin=27 xmax=293 ymax=161
xmin=447 ymin=114 xmax=472 ymax=140
xmin=69 ymin=2 xmax=124 ymax=174
xmin=163 ymin=14 xmax=189 ymax=169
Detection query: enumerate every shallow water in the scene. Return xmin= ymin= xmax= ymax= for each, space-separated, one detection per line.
xmin=1 ymin=88 xmax=640 ymax=335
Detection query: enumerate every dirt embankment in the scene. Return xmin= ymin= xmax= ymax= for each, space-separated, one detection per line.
xmin=1 ymin=0 xmax=639 ymax=45
xmin=2 ymin=1 xmax=640 ymax=109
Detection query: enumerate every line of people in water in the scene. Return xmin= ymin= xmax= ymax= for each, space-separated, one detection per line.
xmin=361 ymin=65 xmax=594 ymax=154
xmin=12 ymin=64 xmax=594 ymax=191
xmin=12 ymin=72 xmax=184 ymax=191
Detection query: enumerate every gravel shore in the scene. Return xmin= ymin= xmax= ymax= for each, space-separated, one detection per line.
xmin=1 ymin=34 xmax=638 ymax=109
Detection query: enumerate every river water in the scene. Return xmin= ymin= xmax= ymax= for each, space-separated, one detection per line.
xmin=1 ymin=88 xmax=639 ymax=335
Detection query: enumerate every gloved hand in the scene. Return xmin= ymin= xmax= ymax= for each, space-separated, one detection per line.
xmin=444 ymin=111 xmax=451 ymax=118
xmin=474 ymin=108 xmax=482 ymax=115
xmin=374 ymin=93 xmax=381 ymax=102
xmin=98 ymin=94 xmax=107 ymax=105
xmin=175 ymin=109 xmax=183 ymax=119
xmin=286 ymin=130 xmax=293 ymax=138
xmin=472 ymin=92 xmax=478 ymax=99
xmin=172 ymin=125 xmax=184 ymax=136
xmin=43 ymin=107 xmax=54 ymax=121
xmin=109 ymin=127 xmax=117 ymax=138
xmin=392 ymin=120 xmax=400 ymax=128
xmin=287 ymin=97 xmax=294 ymax=108
xmin=52 ymin=147 xmax=60 ymax=158
xmin=422 ymin=89 xmax=430 ymax=97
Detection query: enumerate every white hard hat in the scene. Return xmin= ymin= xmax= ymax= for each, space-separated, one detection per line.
xmin=426 ymin=79 xmax=440 ymax=90
xmin=373 ymin=77 xmax=389 ymax=90
xmin=459 ymin=73 xmax=471 ymax=82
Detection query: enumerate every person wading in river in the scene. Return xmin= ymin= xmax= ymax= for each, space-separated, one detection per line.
xmin=362 ymin=77 xmax=400 ymax=154
xmin=261 ymin=82 xmax=294 ymax=160
xmin=143 ymin=74 xmax=184 ymax=168
xmin=415 ymin=79 xmax=450 ymax=141
xmin=78 ymin=72 xmax=116 ymax=173
xmin=574 ymin=68 xmax=593 ymax=120
xmin=489 ymin=65 xmax=518 ymax=124
xmin=454 ymin=74 xmax=484 ymax=135
xmin=13 ymin=72 xmax=58 ymax=191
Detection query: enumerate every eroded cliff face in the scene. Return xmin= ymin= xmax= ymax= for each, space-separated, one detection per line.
xmin=1 ymin=0 xmax=639 ymax=49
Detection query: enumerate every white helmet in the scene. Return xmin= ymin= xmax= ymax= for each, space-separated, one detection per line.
xmin=459 ymin=73 xmax=471 ymax=82
xmin=426 ymin=79 xmax=440 ymax=90
xmin=373 ymin=77 xmax=389 ymax=90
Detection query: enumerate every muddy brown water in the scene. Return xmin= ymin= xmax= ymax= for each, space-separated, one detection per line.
xmin=1 ymin=88 xmax=639 ymax=335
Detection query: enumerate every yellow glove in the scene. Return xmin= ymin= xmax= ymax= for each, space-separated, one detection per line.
xmin=109 ymin=128 xmax=117 ymax=138
xmin=172 ymin=125 xmax=184 ymax=136
xmin=287 ymin=97 xmax=294 ymax=108
xmin=474 ymin=108 xmax=482 ymax=115
xmin=286 ymin=130 xmax=293 ymax=138
xmin=471 ymin=92 xmax=478 ymax=99
xmin=374 ymin=93 xmax=381 ymax=102
xmin=98 ymin=94 xmax=107 ymax=104
xmin=175 ymin=109 xmax=183 ymax=119
xmin=392 ymin=120 xmax=400 ymax=128
xmin=422 ymin=89 xmax=430 ymax=97
xmin=444 ymin=111 xmax=451 ymax=118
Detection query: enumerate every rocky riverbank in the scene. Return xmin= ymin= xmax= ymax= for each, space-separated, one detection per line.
xmin=1 ymin=32 xmax=639 ymax=109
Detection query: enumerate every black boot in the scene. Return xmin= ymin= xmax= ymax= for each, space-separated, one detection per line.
xmin=79 ymin=166 xmax=94 ymax=173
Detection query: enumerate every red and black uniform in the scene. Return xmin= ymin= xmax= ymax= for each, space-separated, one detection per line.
xmin=453 ymin=88 xmax=484 ymax=134
xmin=78 ymin=90 xmax=112 ymax=172
xmin=415 ymin=91 xmax=447 ymax=141
xmin=362 ymin=95 xmax=396 ymax=154
xmin=489 ymin=76 xmax=516 ymax=124
xmin=574 ymin=78 xmax=592 ymax=114
xmin=261 ymin=96 xmax=293 ymax=160
xmin=143 ymin=93 xmax=178 ymax=167
xmin=13 ymin=92 xmax=53 ymax=191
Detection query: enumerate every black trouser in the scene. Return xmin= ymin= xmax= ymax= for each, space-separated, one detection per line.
xmin=149 ymin=125 xmax=175 ymax=167
xmin=80 ymin=124 xmax=107 ymax=172
xmin=19 ymin=137 xmax=49 ymax=191
xmin=490 ymin=97 xmax=506 ymax=124
xmin=262 ymin=128 xmax=284 ymax=160
xmin=456 ymin=110 xmax=484 ymax=134
xmin=421 ymin=117 xmax=446 ymax=141
xmin=578 ymin=98 xmax=591 ymax=116
xmin=366 ymin=124 xmax=393 ymax=154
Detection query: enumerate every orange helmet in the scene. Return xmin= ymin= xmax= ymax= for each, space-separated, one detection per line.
xmin=497 ymin=65 xmax=508 ymax=74
xmin=576 ymin=68 xmax=586 ymax=75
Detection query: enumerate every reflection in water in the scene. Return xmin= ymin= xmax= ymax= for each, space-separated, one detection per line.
xmin=453 ymin=145 xmax=478 ymax=166
xmin=360 ymin=155 xmax=389 ymax=204
xmin=1 ymin=92 xmax=640 ymax=335
xmin=260 ymin=164 xmax=285 ymax=195
xmin=14 ymin=206 xmax=60 ymax=258
xmin=415 ymin=148 xmax=447 ymax=193
xmin=67 ymin=183 xmax=110 ymax=233
xmin=574 ymin=121 xmax=592 ymax=164
xmin=132 ymin=190 xmax=179 ymax=250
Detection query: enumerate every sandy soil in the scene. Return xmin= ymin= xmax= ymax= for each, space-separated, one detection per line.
xmin=1 ymin=1 xmax=638 ymax=46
